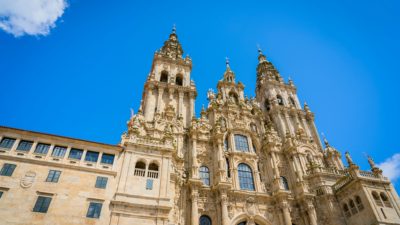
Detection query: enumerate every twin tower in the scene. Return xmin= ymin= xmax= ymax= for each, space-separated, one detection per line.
xmin=114 ymin=28 xmax=400 ymax=225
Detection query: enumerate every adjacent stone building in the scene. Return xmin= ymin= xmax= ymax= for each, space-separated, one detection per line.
xmin=1 ymin=28 xmax=400 ymax=225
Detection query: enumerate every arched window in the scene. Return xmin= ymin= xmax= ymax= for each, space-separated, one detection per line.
xmin=199 ymin=215 xmax=212 ymax=225
xmin=280 ymin=176 xmax=289 ymax=190
xmin=134 ymin=161 xmax=146 ymax=177
xmin=175 ymin=74 xmax=183 ymax=86
xmin=277 ymin=95 xmax=284 ymax=106
xmin=349 ymin=199 xmax=358 ymax=214
xmin=199 ymin=166 xmax=210 ymax=186
xmin=265 ymin=99 xmax=271 ymax=111
xmin=372 ymin=191 xmax=383 ymax=206
xmin=160 ymin=71 xmax=168 ymax=83
xmin=288 ymin=96 xmax=296 ymax=107
xmin=380 ymin=192 xmax=392 ymax=208
xmin=238 ymin=163 xmax=255 ymax=191
xmin=147 ymin=162 xmax=159 ymax=178
xmin=229 ymin=92 xmax=239 ymax=103
xmin=234 ymin=135 xmax=249 ymax=152
xmin=226 ymin=158 xmax=231 ymax=178
xmin=355 ymin=196 xmax=364 ymax=211
xmin=343 ymin=203 xmax=351 ymax=218
xmin=237 ymin=222 xmax=246 ymax=225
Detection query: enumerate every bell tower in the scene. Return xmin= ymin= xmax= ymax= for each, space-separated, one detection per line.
xmin=141 ymin=26 xmax=197 ymax=127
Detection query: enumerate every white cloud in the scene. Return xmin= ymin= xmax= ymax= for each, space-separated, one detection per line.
xmin=0 ymin=0 xmax=68 ymax=37
xmin=377 ymin=153 xmax=400 ymax=182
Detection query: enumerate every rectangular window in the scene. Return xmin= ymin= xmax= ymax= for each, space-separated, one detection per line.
xmin=34 ymin=143 xmax=50 ymax=154
xmin=146 ymin=179 xmax=153 ymax=190
xmin=0 ymin=137 xmax=16 ymax=149
xmin=86 ymin=202 xmax=102 ymax=218
xmin=33 ymin=196 xmax=52 ymax=213
xmin=68 ymin=148 xmax=83 ymax=160
xmin=234 ymin=135 xmax=249 ymax=152
xmin=85 ymin=151 xmax=99 ymax=162
xmin=51 ymin=146 xmax=67 ymax=158
xmin=46 ymin=170 xmax=61 ymax=183
xmin=16 ymin=140 xmax=33 ymax=151
xmin=95 ymin=176 xmax=108 ymax=189
xmin=0 ymin=191 xmax=3 ymax=199
xmin=100 ymin=153 xmax=114 ymax=165
xmin=0 ymin=163 xmax=16 ymax=176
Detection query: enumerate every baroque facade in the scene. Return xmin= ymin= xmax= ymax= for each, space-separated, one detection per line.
xmin=1 ymin=28 xmax=400 ymax=225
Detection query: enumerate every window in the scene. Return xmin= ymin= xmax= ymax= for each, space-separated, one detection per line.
xmin=265 ymin=99 xmax=271 ymax=111
xmin=34 ymin=143 xmax=50 ymax=154
xmin=52 ymin=146 xmax=67 ymax=158
xmin=86 ymin=202 xmax=102 ymax=218
xmin=238 ymin=222 xmax=247 ymax=225
xmin=16 ymin=140 xmax=33 ymax=151
xmin=199 ymin=166 xmax=210 ymax=186
xmin=85 ymin=151 xmax=99 ymax=162
xmin=46 ymin=170 xmax=61 ymax=183
xmin=238 ymin=163 xmax=255 ymax=191
xmin=199 ymin=215 xmax=212 ymax=225
xmin=280 ymin=176 xmax=289 ymax=190
xmin=277 ymin=95 xmax=284 ymax=106
xmin=355 ymin=196 xmax=364 ymax=211
xmin=226 ymin=158 xmax=231 ymax=178
xmin=68 ymin=148 xmax=83 ymax=160
xmin=101 ymin=153 xmax=114 ymax=165
xmin=0 ymin=163 xmax=16 ymax=176
xmin=349 ymin=199 xmax=358 ymax=214
xmin=234 ymin=135 xmax=249 ymax=152
xmin=372 ymin=191 xmax=383 ymax=206
xmin=146 ymin=179 xmax=153 ymax=190
xmin=33 ymin=196 xmax=52 ymax=213
xmin=224 ymin=137 xmax=229 ymax=151
xmin=148 ymin=163 xmax=159 ymax=178
xmin=176 ymin=74 xmax=183 ymax=86
xmin=0 ymin=137 xmax=15 ymax=149
xmin=380 ymin=192 xmax=392 ymax=208
xmin=95 ymin=176 xmax=108 ymax=189
xmin=0 ymin=191 xmax=3 ymax=199
xmin=289 ymin=97 xmax=296 ymax=107
xmin=343 ymin=204 xmax=351 ymax=218
xmin=134 ymin=161 xmax=146 ymax=176
xmin=160 ymin=71 xmax=168 ymax=83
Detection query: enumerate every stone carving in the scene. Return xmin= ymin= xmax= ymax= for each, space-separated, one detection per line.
xmin=20 ymin=171 xmax=36 ymax=188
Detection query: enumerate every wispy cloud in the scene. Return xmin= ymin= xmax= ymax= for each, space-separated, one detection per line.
xmin=377 ymin=153 xmax=400 ymax=182
xmin=0 ymin=0 xmax=68 ymax=37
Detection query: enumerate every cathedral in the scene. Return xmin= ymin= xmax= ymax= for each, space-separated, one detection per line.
xmin=0 ymin=28 xmax=399 ymax=225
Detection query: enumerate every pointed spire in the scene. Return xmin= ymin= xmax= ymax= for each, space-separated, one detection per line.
xmin=321 ymin=132 xmax=330 ymax=147
xmin=367 ymin=155 xmax=376 ymax=169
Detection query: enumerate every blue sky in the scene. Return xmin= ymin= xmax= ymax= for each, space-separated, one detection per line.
xmin=1 ymin=0 xmax=399 ymax=186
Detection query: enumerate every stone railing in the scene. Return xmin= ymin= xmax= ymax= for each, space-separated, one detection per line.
xmin=333 ymin=175 xmax=353 ymax=192
xmin=359 ymin=170 xmax=379 ymax=179
xmin=147 ymin=170 xmax=159 ymax=179
xmin=134 ymin=168 xmax=146 ymax=177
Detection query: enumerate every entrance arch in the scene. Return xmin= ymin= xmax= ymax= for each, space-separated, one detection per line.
xmin=230 ymin=213 xmax=271 ymax=225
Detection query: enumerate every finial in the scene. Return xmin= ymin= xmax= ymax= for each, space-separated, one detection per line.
xmin=367 ymin=155 xmax=376 ymax=169
xmin=172 ymin=24 xmax=176 ymax=34
xmin=345 ymin=151 xmax=354 ymax=166
xmin=321 ymin=132 xmax=330 ymax=147
xmin=257 ymin=44 xmax=262 ymax=55
xmin=225 ymin=57 xmax=230 ymax=68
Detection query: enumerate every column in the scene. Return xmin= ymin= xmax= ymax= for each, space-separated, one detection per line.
xmin=281 ymin=202 xmax=292 ymax=225
xmin=156 ymin=87 xmax=164 ymax=113
xmin=307 ymin=204 xmax=318 ymax=225
xmin=178 ymin=91 xmax=184 ymax=117
xmin=192 ymin=138 xmax=198 ymax=178
xmin=144 ymin=86 xmax=154 ymax=121
xmin=221 ymin=194 xmax=229 ymax=225
xmin=217 ymin=140 xmax=226 ymax=181
xmin=191 ymin=189 xmax=199 ymax=225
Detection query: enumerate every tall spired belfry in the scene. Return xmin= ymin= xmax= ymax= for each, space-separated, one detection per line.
xmin=0 ymin=27 xmax=399 ymax=225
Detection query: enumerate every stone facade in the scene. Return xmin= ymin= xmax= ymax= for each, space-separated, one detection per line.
xmin=1 ymin=28 xmax=400 ymax=225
